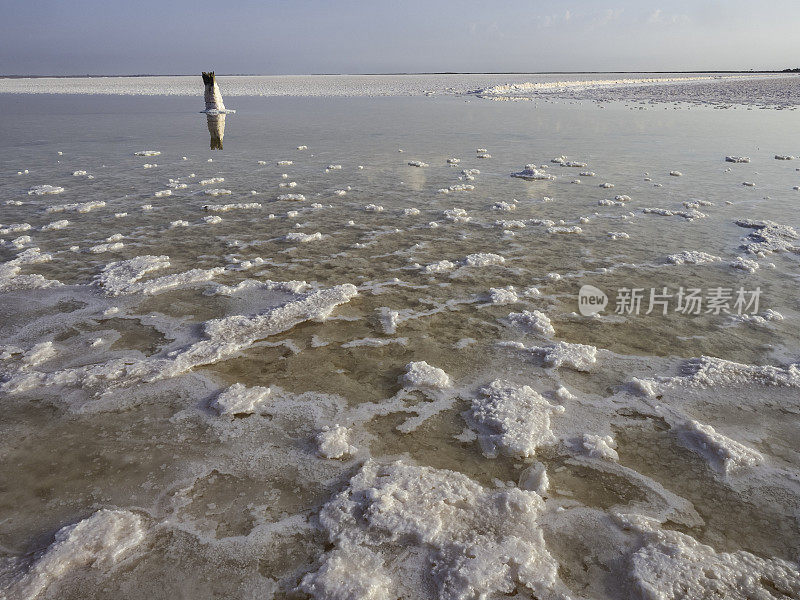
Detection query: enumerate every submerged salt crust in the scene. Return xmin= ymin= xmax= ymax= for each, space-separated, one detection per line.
xmin=2 ymin=73 xmax=800 ymax=600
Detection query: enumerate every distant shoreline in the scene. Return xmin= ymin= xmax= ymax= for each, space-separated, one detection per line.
xmin=1 ymin=70 xmax=798 ymax=79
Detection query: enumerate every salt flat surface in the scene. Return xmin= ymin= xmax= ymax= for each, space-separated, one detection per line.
xmin=1 ymin=85 xmax=799 ymax=599
xmin=1 ymin=72 xmax=797 ymax=107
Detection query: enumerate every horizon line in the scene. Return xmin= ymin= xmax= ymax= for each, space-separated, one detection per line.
xmin=2 ymin=69 xmax=799 ymax=79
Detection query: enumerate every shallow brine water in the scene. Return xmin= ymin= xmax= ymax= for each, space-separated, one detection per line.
xmin=1 ymin=76 xmax=799 ymax=600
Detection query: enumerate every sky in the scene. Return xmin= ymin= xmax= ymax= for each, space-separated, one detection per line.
xmin=2 ymin=0 xmax=799 ymax=75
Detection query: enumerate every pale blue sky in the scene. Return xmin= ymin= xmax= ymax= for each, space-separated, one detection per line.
xmin=2 ymin=1 xmax=798 ymax=75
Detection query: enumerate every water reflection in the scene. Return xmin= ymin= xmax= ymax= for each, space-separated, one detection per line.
xmin=206 ymin=113 xmax=225 ymax=150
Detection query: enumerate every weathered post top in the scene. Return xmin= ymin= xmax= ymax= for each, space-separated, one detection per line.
xmin=202 ymin=71 xmax=226 ymax=112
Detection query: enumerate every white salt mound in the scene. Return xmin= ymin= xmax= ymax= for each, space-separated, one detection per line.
xmin=315 ymin=424 xmax=356 ymax=459
xmin=211 ymin=383 xmax=271 ymax=416
xmin=511 ymin=165 xmax=556 ymax=181
xmin=676 ymin=419 xmax=763 ymax=474
xmin=667 ymin=251 xmax=722 ymax=265
xmin=522 ymin=341 xmax=598 ymax=371
xmin=285 ymin=232 xmax=323 ymax=243
xmin=28 ymin=185 xmax=64 ymax=195
xmin=301 ymin=460 xmax=563 ymax=600
xmin=400 ymin=361 xmax=452 ymax=389
xmin=488 ymin=286 xmax=518 ymax=305
xmin=623 ymin=514 xmax=800 ymax=600
xmin=467 ymin=379 xmax=564 ymax=458
xmin=580 ymin=434 xmax=619 ymax=461
xmin=11 ymin=509 xmax=146 ymax=599
xmin=508 ymin=310 xmax=555 ymax=336
xmin=464 ymin=253 xmax=505 ymax=267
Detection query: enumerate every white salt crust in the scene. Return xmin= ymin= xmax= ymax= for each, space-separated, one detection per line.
xmin=300 ymin=460 xmax=565 ymax=600
xmin=95 ymin=255 xmax=226 ymax=296
xmin=46 ymin=201 xmax=105 ymax=213
xmin=465 ymin=380 xmax=564 ymax=458
xmin=0 ymin=247 xmax=60 ymax=292
xmin=2 ymin=284 xmax=359 ymax=395
xmin=6 ymin=509 xmax=146 ymax=599
xmin=315 ymin=424 xmax=357 ymax=459
xmin=666 ymin=251 xmax=722 ymax=265
xmin=504 ymin=341 xmax=598 ymax=371
xmin=202 ymin=203 xmax=261 ymax=212
xmin=400 ymin=361 xmax=452 ymax=389
xmin=616 ymin=513 xmax=800 ymax=600
xmin=28 ymin=185 xmax=64 ymax=195
xmin=630 ymin=356 xmax=800 ymax=399
xmin=676 ymin=419 xmax=764 ymax=474
xmin=507 ymin=310 xmax=555 ymax=336
xmin=211 ymin=383 xmax=271 ymax=416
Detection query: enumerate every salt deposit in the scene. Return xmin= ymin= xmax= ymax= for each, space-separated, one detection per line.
xmin=507 ymin=310 xmax=555 ymax=336
xmin=277 ymin=193 xmax=306 ymax=201
xmin=211 ymin=383 xmax=271 ymax=416
xmin=508 ymin=341 xmax=598 ymax=371
xmin=407 ymin=160 xmax=428 ymax=167
xmin=400 ymin=361 xmax=452 ymax=389
xmin=579 ymin=434 xmax=619 ymax=461
xmin=303 ymin=460 xmax=564 ymax=600
xmin=315 ymin=424 xmax=356 ymax=459
xmin=7 ymin=509 xmax=146 ymax=599
xmin=202 ymin=202 xmax=261 ymax=212
xmin=511 ymin=165 xmax=556 ymax=181
xmin=666 ymin=251 xmax=722 ymax=264
xmin=619 ymin=514 xmax=800 ymax=600
xmin=284 ymin=232 xmax=323 ymax=243
xmin=725 ymin=156 xmax=750 ymax=163
xmin=676 ymin=419 xmax=763 ymax=474
xmin=487 ymin=286 xmax=519 ymax=305
xmin=463 ymin=253 xmax=505 ymax=267
xmin=466 ymin=380 xmax=564 ymax=458
xmin=41 ymin=220 xmax=69 ymax=231
xmin=28 ymin=184 xmax=64 ymax=195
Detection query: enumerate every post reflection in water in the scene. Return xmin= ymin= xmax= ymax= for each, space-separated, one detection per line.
xmin=206 ymin=112 xmax=225 ymax=150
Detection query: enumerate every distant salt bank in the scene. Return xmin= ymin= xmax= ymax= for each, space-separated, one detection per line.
xmin=0 ymin=73 xmax=797 ymax=107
